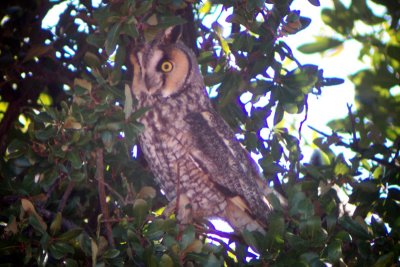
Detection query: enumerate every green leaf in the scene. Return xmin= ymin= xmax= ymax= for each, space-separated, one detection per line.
xmin=146 ymin=219 xmax=166 ymax=240
xmin=339 ymin=216 xmax=371 ymax=240
xmin=282 ymin=65 xmax=319 ymax=93
xmin=199 ymin=0 xmax=212 ymax=14
xmin=37 ymin=93 xmax=53 ymax=106
xmin=84 ymin=52 xmax=101 ymax=69
xmin=323 ymin=240 xmax=342 ymax=263
xmin=299 ymin=216 xmax=322 ymax=239
xmin=204 ymin=253 xmax=222 ymax=267
xmin=268 ymin=213 xmax=285 ymax=237
xmin=49 ymin=242 xmax=75 ymax=260
xmin=122 ymin=21 xmax=139 ymax=38
xmin=100 ymin=131 xmax=115 ymax=152
xmin=57 ymin=228 xmax=83 ymax=241
xmin=246 ymin=0 xmax=264 ymax=11
xmin=273 ymin=104 xmax=284 ymax=125
xmin=241 ymin=229 xmax=259 ymax=252
xmin=29 ymin=215 xmax=46 ymax=234
xmin=135 ymin=1 xmax=152 ymax=16
xmin=286 ymin=232 xmax=308 ymax=250
xmin=159 ymin=254 xmax=174 ymax=267
xmin=105 ymin=22 xmax=121 ymax=56
xmin=6 ymin=139 xmax=28 ymax=159
xmin=87 ymin=33 xmax=106 ymax=49
xmin=67 ymin=151 xmax=83 ymax=169
xmin=35 ymin=126 xmax=57 ymax=141
xmin=103 ymin=248 xmax=120 ymax=259
xmin=133 ymin=199 xmax=149 ymax=227
xmin=114 ymin=43 xmax=126 ymax=68
xmin=298 ymin=37 xmax=343 ymax=54
xmin=50 ymin=212 xmax=62 ymax=236
xmin=387 ymin=45 xmax=400 ymax=62
xmin=180 ymin=225 xmax=195 ymax=249
xmin=289 ymin=191 xmax=314 ymax=219
xmin=157 ymin=16 xmax=186 ymax=28
xmin=373 ymin=252 xmax=394 ymax=267
xmin=321 ymin=6 xmax=354 ymax=35
xmin=64 ymin=258 xmax=78 ymax=267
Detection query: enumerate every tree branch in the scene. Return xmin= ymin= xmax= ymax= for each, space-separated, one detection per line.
xmin=308 ymin=125 xmax=399 ymax=170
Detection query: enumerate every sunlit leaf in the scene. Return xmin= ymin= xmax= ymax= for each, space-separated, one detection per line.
xmin=298 ymin=37 xmax=343 ymax=54
xmin=37 ymin=93 xmax=53 ymax=106
xmin=199 ymin=0 xmax=212 ymax=14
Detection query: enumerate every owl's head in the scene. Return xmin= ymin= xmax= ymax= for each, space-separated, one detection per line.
xmin=130 ymin=26 xmax=202 ymax=100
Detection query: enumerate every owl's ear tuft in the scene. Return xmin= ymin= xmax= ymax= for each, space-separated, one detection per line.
xmin=160 ymin=25 xmax=182 ymax=44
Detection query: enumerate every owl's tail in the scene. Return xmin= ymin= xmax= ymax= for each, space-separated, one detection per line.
xmin=225 ymin=182 xmax=287 ymax=234
xmin=224 ymin=197 xmax=266 ymax=233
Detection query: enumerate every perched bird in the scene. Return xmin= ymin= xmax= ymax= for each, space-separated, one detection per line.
xmin=129 ymin=26 xmax=285 ymax=233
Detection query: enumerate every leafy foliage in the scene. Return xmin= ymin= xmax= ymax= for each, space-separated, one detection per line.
xmin=0 ymin=0 xmax=398 ymax=266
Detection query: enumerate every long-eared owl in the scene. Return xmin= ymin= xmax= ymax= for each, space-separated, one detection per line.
xmin=129 ymin=26 xmax=285 ymax=232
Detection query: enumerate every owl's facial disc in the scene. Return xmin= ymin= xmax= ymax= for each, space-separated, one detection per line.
xmin=130 ymin=46 xmax=191 ymax=98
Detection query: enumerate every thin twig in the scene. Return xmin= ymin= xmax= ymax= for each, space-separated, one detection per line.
xmin=96 ymin=148 xmax=115 ymax=247
xmin=57 ymin=180 xmax=75 ymax=213
xmin=299 ymin=95 xmax=309 ymax=140
xmin=101 ymin=217 xmax=135 ymax=223
xmin=94 ymin=173 xmax=127 ymax=205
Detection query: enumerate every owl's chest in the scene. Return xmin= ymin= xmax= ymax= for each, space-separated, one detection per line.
xmin=139 ymin=105 xmax=189 ymax=150
xmin=138 ymin=106 xmax=192 ymax=183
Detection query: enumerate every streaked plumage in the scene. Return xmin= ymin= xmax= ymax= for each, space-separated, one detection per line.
xmin=129 ymin=26 xmax=284 ymax=232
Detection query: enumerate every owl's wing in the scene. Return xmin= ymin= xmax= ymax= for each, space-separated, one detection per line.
xmin=184 ymin=110 xmax=272 ymax=219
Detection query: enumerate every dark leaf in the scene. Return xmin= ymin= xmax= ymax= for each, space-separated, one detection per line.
xmin=105 ymin=22 xmax=122 ymax=56
xmin=103 ymin=249 xmax=120 ymax=259
xmin=28 ymin=215 xmax=46 ymax=235
xmin=339 ymin=216 xmax=371 ymax=240
xmin=307 ymin=0 xmax=320 ymax=6
xmin=57 ymin=229 xmax=83 ymax=241
xmin=322 ymin=77 xmax=344 ymax=86
xmin=133 ymin=199 xmax=149 ymax=227
xmin=273 ymin=104 xmax=284 ymax=125
xmin=387 ymin=45 xmax=400 ymax=62
xmin=49 ymin=242 xmax=75 ymax=260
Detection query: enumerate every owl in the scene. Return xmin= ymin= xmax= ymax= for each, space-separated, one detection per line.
xmin=129 ymin=26 xmax=285 ymax=233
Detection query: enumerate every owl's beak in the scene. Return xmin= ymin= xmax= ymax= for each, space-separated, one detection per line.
xmin=144 ymin=75 xmax=152 ymax=91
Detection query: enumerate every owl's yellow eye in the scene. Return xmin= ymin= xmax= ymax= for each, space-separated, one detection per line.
xmin=160 ymin=60 xmax=173 ymax=73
